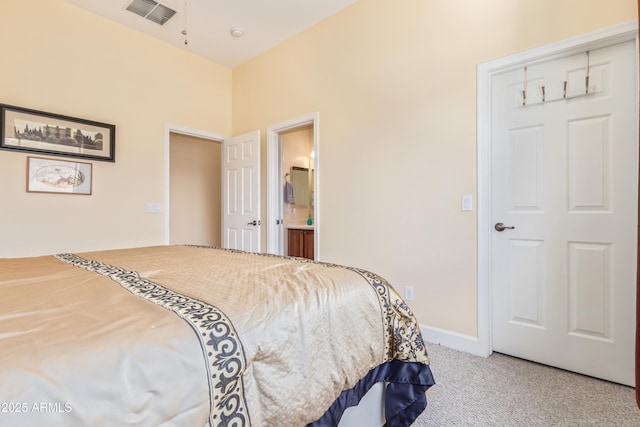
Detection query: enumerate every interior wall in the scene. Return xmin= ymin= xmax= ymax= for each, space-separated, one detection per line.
xmin=0 ymin=0 xmax=231 ymax=257
xmin=2 ymin=0 xmax=635 ymax=340
xmin=231 ymin=0 xmax=637 ymax=336
xmin=636 ymin=0 xmax=640 ymax=408
xmin=169 ymin=133 xmax=221 ymax=247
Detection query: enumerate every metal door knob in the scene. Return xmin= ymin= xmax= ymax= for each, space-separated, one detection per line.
xmin=495 ymin=222 xmax=515 ymax=232
xmin=247 ymin=220 xmax=261 ymax=226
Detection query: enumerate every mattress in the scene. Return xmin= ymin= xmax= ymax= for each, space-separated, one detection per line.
xmin=0 ymin=245 xmax=434 ymax=426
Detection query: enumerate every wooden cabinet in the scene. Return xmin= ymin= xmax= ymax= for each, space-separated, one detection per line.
xmin=288 ymin=228 xmax=314 ymax=260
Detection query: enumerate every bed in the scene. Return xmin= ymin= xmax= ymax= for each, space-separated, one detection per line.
xmin=0 ymin=245 xmax=434 ymax=426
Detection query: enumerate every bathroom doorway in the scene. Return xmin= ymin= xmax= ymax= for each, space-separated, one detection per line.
xmin=266 ymin=113 xmax=319 ymax=258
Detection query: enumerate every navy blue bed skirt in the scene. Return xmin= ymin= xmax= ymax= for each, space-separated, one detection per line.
xmin=308 ymin=360 xmax=435 ymax=427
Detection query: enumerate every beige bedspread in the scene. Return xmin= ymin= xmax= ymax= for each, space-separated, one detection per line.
xmin=0 ymin=245 xmax=429 ymax=426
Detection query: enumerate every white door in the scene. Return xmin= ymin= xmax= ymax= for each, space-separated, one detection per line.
xmin=491 ymin=40 xmax=637 ymax=386
xmin=222 ymin=131 xmax=261 ymax=252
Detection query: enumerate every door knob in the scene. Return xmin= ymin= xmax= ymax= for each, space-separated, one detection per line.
xmin=247 ymin=220 xmax=261 ymax=226
xmin=494 ymin=222 xmax=515 ymax=232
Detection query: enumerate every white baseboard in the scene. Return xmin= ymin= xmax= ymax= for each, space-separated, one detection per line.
xmin=421 ymin=324 xmax=486 ymax=357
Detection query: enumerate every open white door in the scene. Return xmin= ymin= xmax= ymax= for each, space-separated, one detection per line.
xmin=222 ymin=131 xmax=261 ymax=252
xmin=490 ymin=40 xmax=637 ymax=386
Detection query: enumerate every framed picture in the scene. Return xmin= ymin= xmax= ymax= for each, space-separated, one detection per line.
xmin=1 ymin=104 xmax=115 ymax=162
xmin=27 ymin=156 xmax=93 ymax=195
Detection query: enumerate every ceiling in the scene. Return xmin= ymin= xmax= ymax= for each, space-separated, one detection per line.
xmin=61 ymin=0 xmax=358 ymax=68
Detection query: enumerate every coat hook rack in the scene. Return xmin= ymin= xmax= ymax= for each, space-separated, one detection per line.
xmin=519 ymin=51 xmax=596 ymax=108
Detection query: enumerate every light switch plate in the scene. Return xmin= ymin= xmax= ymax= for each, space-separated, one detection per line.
xmin=461 ymin=195 xmax=473 ymax=212
xmin=404 ymin=286 xmax=414 ymax=301
xmin=146 ymin=202 xmax=161 ymax=214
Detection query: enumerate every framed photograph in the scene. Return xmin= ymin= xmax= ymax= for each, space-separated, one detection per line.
xmin=27 ymin=156 xmax=93 ymax=195
xmin=1 ymin=104 xmax=115 ymax=162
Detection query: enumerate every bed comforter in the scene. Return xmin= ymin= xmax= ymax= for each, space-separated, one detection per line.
xmin=0 ymin=245 xmax=434 ymax=426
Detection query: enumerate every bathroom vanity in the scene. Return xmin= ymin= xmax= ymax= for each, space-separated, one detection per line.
xmin=287 ymin=226 xmax=314 ymax=260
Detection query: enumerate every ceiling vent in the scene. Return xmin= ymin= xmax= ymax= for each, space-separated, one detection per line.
xmin=126 ymin=0 xmax=177 ymax=26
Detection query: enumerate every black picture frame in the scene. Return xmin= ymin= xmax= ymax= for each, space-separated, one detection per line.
xmin=0 ymin=104 xmax=115 ymax=162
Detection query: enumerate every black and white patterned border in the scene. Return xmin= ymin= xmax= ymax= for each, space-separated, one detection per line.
xmin=260 ymin=249 xmax=428 ymax=363
xmin=194 ymin=246 xmax=429 ymax=364
xmin=345 ymin=266 xmax=428 ymax=363
xmin=54 ymin=253 xmax=249 ymax=427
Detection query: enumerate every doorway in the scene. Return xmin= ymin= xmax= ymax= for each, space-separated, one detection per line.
xmin=266 ymin=113 xmax=320 ymax=258
xmin=169 ymin=132 xmax=222 ymax=246
xmin=280 ymin=125 xmax=314 ymax=257
xmin=477 ymin=22 xmax=638 ymax=386
xmin=163 ymin=123 xmax=226 ymax=245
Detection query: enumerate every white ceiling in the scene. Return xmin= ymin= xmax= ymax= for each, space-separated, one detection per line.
xmin=61 ymin=0 xmax=358 ymax=68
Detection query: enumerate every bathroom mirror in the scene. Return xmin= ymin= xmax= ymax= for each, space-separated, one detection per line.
xmin=290 ymin=166 xmax=309 ymax=206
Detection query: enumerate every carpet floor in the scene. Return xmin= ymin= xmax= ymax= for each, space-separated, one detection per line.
xmin=412 ymin=344 xmax=640 ymax=426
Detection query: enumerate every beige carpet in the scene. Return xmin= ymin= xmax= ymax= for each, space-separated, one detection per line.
xmin=412 ymin=344 xmax=640 ymax=426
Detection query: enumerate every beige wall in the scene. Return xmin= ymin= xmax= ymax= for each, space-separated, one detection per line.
xmin=2 ymin=0 xmax=635 ymax=339
xmin=169 ymin=133 xmax=222 ymax=247
xmin=0 ymin=0 xmax=231 ymax=257
xmin=231 ymin=0 xmax=637 ymax=336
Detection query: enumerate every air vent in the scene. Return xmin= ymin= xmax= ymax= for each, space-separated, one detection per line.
xmin=126 ymin=0 xmax=177 ymax=26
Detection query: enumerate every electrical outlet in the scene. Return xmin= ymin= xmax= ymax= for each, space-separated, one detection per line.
xmin=404 ymin=286 xmax=414 ymax=301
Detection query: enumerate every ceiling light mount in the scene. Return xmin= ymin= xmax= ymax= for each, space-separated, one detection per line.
xmin=182 ymin=0 xmax=188 ymax=45
xmin=230 ymin=27 xmax=244 ymax=38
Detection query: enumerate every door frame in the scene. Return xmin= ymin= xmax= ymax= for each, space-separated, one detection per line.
xmin=476 ymin=21 xmax=639 ymax=358
xmin=266 ymin=113 xmax=320 ymax=257
xmin=163 ymin=123 xmax=227 ymax=244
